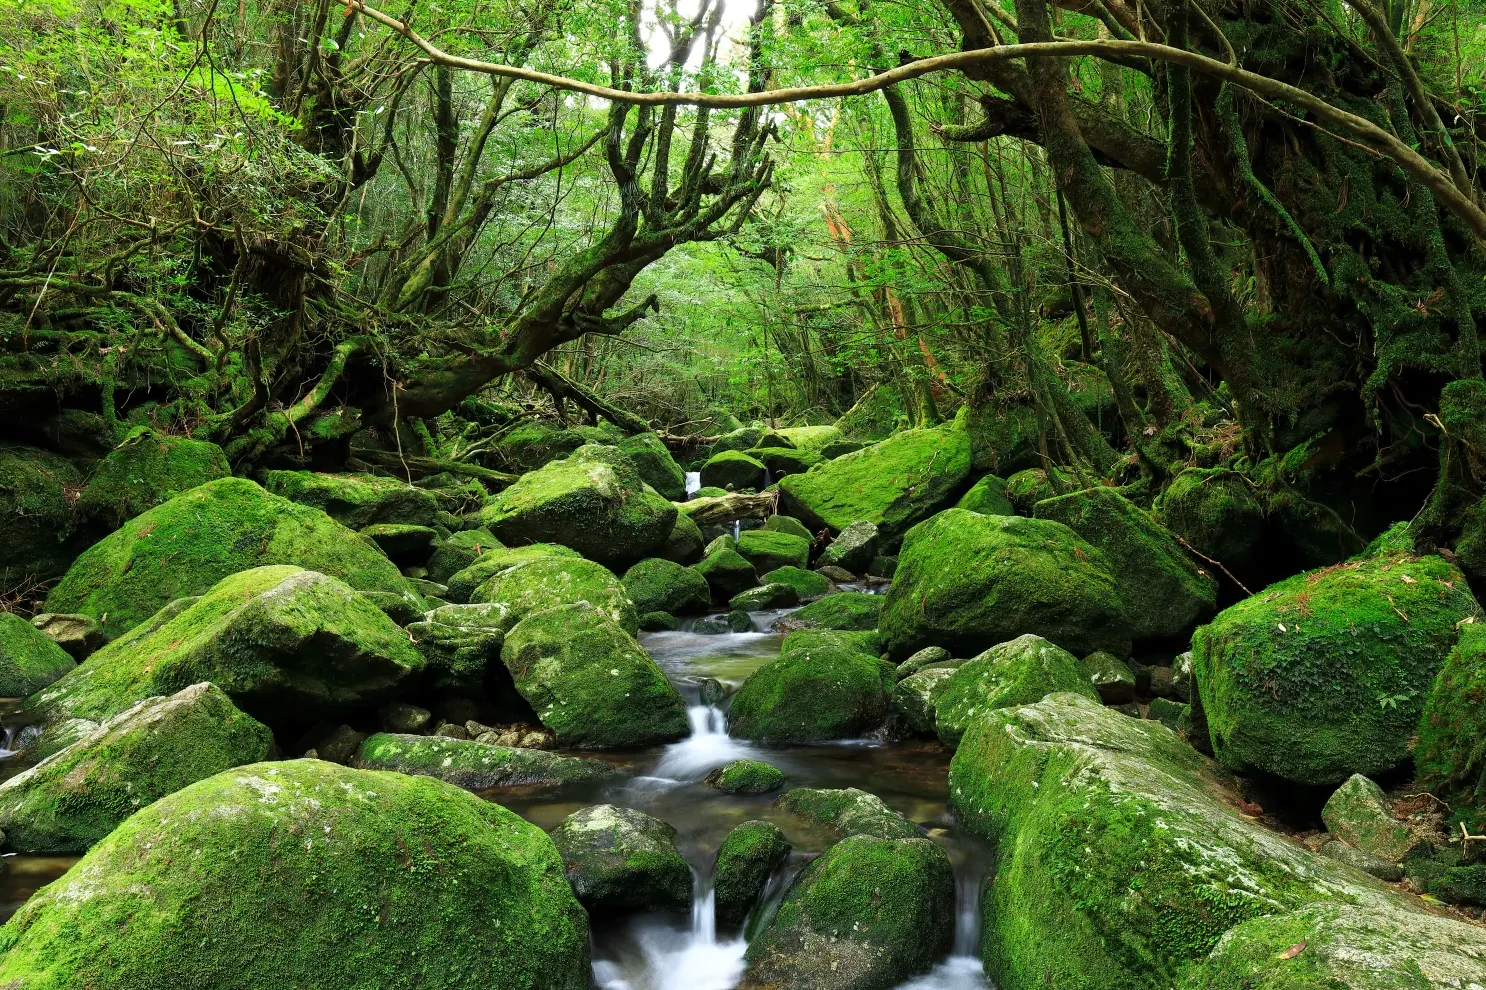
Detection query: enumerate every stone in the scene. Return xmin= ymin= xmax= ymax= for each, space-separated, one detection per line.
xmin=379 ymin=701 xmax=432 ymax=733
xmin=1147 ymin=696 xmax=1187 ymax=732
xmin=752 ymin=446 xmax=821 ymax=477
xmin=501 ymin=603 xmax=688 ymax=748
xmin=1322 ymin=774 xmax=1419 ymax=863
xmin=773 ymin=786 xmax=920 ymax=841
xmin=260 ymin=470 xmax=438 ymax=528
xmin=1080 ymin=650 xmax=1136 ymax=704
xmin=639 ymin=611 xmax=678 ymax=631
xmin=774 ymin=426 xmax=844 ymax=452
xmin=890 ymin=667 xmax=958 ymax=737
xmin=1417 ymin=623 xmax=1486 ymax=817
xmin=0 ymin=612 xmax=76 ymax=698
xmin=359 ymin=523 xmax=438 ymax=562
xmin=353 ymin=733 xmax=617 ymax=791
xmin=728 ymin=632 xmax=895 ymax=744
xmin=28 ymin=613 xmax=105 ymax=661
xmin=405 ymin=602 xmax=510 ymax=690
xmin=880 ymin=509 xmax=1133 ymax=660
xmin=699 ymin=677 xmax=728 ymax=706
xmin=772 ymin=592 xmax=883 ymax=633
xmin=471 ymin=556 xmax=639 ymax=636
xmin=434 ymin=722 xmax=470 ymax=740
xmin=759 ymin=565 xmax=833 ymax=601
xmin=0 ymin=760 xmax=592 ymax=989
xmin=1153 ymin=467 xmax=1264 ymax=571
xmin=729 ymin=583 xmax=800 ymax=611
xmin=1003 ymin=467 xmax=1068 ymax=513
xmin=623 ymin=557 xmax=712 ymax=616
xmin=1318 ymin=838 xmax=1405 ymax=882
xmin=443 ymin=543 xmax=581 ymax=603
xmin=815 ymin=564 xmax=857 ymax=583
xmin=617 ymin=432 xmax=687 ymax=501
xmin=74 ymin=427 xmax=230 ymax=531
xmin=714 ymin=820 xmax=791 ymax=927
xmin=700 ymin=450 xmax=767 ymax=491
xmin=834 ymin=383 xmax=905 ymax=441
xmin=705 ymin=533 xmax=736 ymax=555
xmin=1148 ymin=664 xmax=1185 ymax=700
xmin=711 ymin=427 xmax=765 ymax=455
xmin=761 ymin=514 xmax=814 ymax=541
xmin=692 ymin=548 xmax=758 ymax=600
xmin=934 ymin=634 xmax=1099 ymax=745
xmin=866 ymin=555 xmax=897 ymax=579
xmin=313 ymin=724 xmax=367 ymax=764
xmin=0 ymin=445 xmax=86 ymax=587
xmin=549 ymin=805 xmax=692 ymax=913
xmin=705 ymin=759 xmax=786 ymax=794
xmin=735 ymin=530 xmax=810 ymax=574
xmin=956 ymin=473 xmax=1014 ymax=516
xmin=895 ymin=646 xmax=951 ymax=680
xmin=815 ymin=520 xmax=881 ymax=574
xmin=659 ymin=512 xmax=706 ymax=565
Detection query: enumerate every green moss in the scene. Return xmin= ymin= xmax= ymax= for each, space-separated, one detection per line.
xmin=472 ymin=556 xmax=638 ymax=636
xmin=28 ymin=566 xmax=423 ymax=727
xmin=404 ymin=603 xmax=509 ymax=689
xmin=549 ymin=804 xmax=691 ymax=912
xmin=700 ymin=450 xmax=767 ymax=491
xmin=0 ymin=760 xmax=592 ymax=989
xmin=500 ymin=602 xmax=687 ymax=748
xmin=759 ymin=566 xmax=832 ymax=601
xmin=880 ymin=509 xmax=1132 ymax=660
xmin=1193 ymin=551 xmax=1479 ymax=785
xmin=956 ymin=474 xmax=1015 ymax=516
xmin=729 ymin=583 xmax=800 ymax=610
xmin=260 ymin=470 xmax=438 ymax=528
xmin=752 ymin=446 xmax=821 ymax=477
xmin=774 ymin=426 xmax=844 ymax=451
xmin=692 ymin=548 xmax=758 ymax=600
xmin=934 ymin=635 xmax=1098 ymax=745
xmin=492 ymin=420 xmax=589 ymax=472
xmin=622 ymin=558 xmax=712 ymax=616
xmin=0 ymin=445 xmax=84 ymax=589
xmin=443 ymin=543 xmax=581 ymax=603
xmin=774 ymin=592 xmax=884 ymax=633
xmin=617 ymin=432 xmax=687 ymax=501
xmin=889 ymin=667 xmax=958 ymax=736
xmin=727 ymin=636 xmax=894 ymax=743
xmin=1416 ymin=624 xmax=1486 ymax=818
xmin=705 ymin=758 xmax=785 ymax=794
xmin=1081 ymin=650 xmax=1137 ymax=704
xmin=714 ymin=820 xmax=791 ymax=927
xmin=0 ymin=613 xmax=76 ymax=697
xmin=1004 ymin=468 xmax=1070 ymax=513
xmin=694 ymin=485 xmax=729 ymax=498
xmin=353 ymin=732 xmax=617 ymax=791
xmin=0 ymin=682 xmax=271 ymax=852
xmin=1035 ymin=486 xmax=1217 ymax=642
xmin=45 ymin=477 xmax=410 ymax=639
xmin=761 ymin=514 xmax=814 ymax=541
xmin=639 ymin=610 xmax=678 ymax=631
xmin=1320 ymin=774 xmax=1417 ymax=863
xmin=1361 ymin=520 xmax=1415 ymax=558
xmin=75 ymin=428 xmax=230 ymax=531
xmin=1153 ymin=468 xmax=1265 ymax=569
xmin=816 ymin=521 xmax=881 ymax=573
xmin=776 ymin=424 xmax=972 ymax=541
xmin=834 ymin=383 xmax=907 ymax=441
xmin=774 ymin=787 xmax=918 ymax=841
xmin=711 ymin=427 xmax=765 ymax=455
xmin=425 ymin=527 xmax=504 ymax=584
xmin=659 ymin=512 xmax=706 ymax=565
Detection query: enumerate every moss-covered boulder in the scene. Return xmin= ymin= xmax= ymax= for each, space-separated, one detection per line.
xmin=660 ymin=511 xmax=706 ymax=565
xmin=775 ymin=425 xmax=843 ymax=451
xmin=1192 ymin=551 xmax=1478 ymax=786
xmin=0 ymin=682 xmax=271 ymax=853
xmin=949 ymin=692 xmax=1486 ymax=990
xmin=776 ymin=424 xmax=972 ymax=542
xmin=753 ymin=446 xmax=821 ymax=477
xmin=1035 ymin=486 xmax=1217 ymax=642
xmin=761 ymin=514 xmax=814 ymax=541
xmin=0 ymin=445 xmax=86 ymax=588
xmin=28 ymin=566 xmax=423 ymax=729
xmin=618 ymin=432 xmax=687 ymax=501
xmin=715 ymin=820 xmax=791 ymax=927
xmin=549 ymin=804 xmax=692 ymax=913
xmin=834 ymin=383 xmax=906 ymax=442
xmin=1003 ymin=467 xmax=1069 ymax=513
xmin=739 ymin=834 xmax=955 ymax=990
xmin=443 ymin=543 xmax=581 ymax=603
xmin=501 ymin=603 xmax=687 ymax=748
xmin=75 ymin=428 xmax=230 ymax=531
xmin=728 ymin=634 xmax=895 ymax=744
xmin=1154 ymin=467 xmax=1264 ymax=571
xmin=353 ymin=732 xmax=617 ymax=792
xmin=1321 ymin=774 xmax=1419 ymax=863
xmin=492 ymin=420 xmax=590 ymax=472
xmin=1081 ymin=650 xmax=1137 ymax=704
xmin=759 ymin=565 xmax=832 ymax=602
xmin=706 ymin=759 xmax=786 ymax=794
xmin=934 ymin=634 xmax=1099 ymax=745
xmin=360 ymin=523 xmax=437 ymax=562
xmin=880 ymin=509 xmax=1133 ymax=660
xmin=711 ymin=427 xmax=765 ymax=455
xmin=773 ymin=592 xmax=884 ymax=633
xmin=404 ymin=603 xmax=511 ymax=690
xmin=735 ymin=530 xmax=810 ymax=574
xmin=622 ymin=557 xmax=712 ymax=616
xmin=0 ymin=760 xmax=592 ymax=989
xmin=729 ymin=583 xmax=799 ymax=611
xmin=1417 ymin=624 xmax=1486 ymax=815
xmin=700 ymin=450 xmax=768 ymax=491
xmin=261 ymin=470 xmax=438 ymax=529
xmin=471 ymin=556 xmax=639 ymax=636
xmin=895 ymin=646 xmax=951 ymax=679
xmin=956 ymin=473 xmax=1014 ymax=516
xmin=888 ymin=667 xmax=956 ymax=736
xmin=45 ymin=477 xmax=411 ymax=639
xmin=477 ymin=446 xmax=677 ymax=570
xmin=27 ymin=612 xmax=104 ymax=661
xmin=425 ymin=527 xmax=504 ymax=583
xmin=692 ymin=548 xmax=758 ymax=600
xmin=0 ymin=613 xmax=76 ymax=698
xmin=816 ymin=521 xmax=880 ymax=573
xmin=775 ymin=786 xmax=919 ymax=842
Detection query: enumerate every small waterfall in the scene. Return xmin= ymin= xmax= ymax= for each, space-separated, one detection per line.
xmin=761 ymin=467 xmax=772 ymax=488
xmin=730 ymin=519 xmax=741 ymax=541
xmin=894 ymin=852 xmax=992 ymax=989
xmin=685 ymin=472 xmax=702 ymax=497
xmin=593 ymin=867 xmax=747 ymax=990
xmin=651 ymin=704 xmax=754 ymax=781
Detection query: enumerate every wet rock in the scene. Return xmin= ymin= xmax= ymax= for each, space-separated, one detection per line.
xmin=729 ymin=583 xmax=800 ymax=611
xmin=714 ymin=821 xmax=791 ymax=927
xmin=75 ymin=427 xmax=230 ymax=531
xmin=0 ymin=613 xmax=76 ymax=698
xmin=772 ymin=592 xmax=883 ymax=634
xmin=815 ymin=564 xmax=857 ymax=583
xmin=623 ymin=558 xmax=712 ymax=616
xmin=692 ymin=548 xmax=759 ymax=601
xmin=891 ymin=667 xmax=958 ymax=736
xmin=759 ymin=565 xmax=833 ymax=602
xmin=260 ymin=470 xmax=439 ymax=529
xmin=729 ymin=633 xmax=895 ymax=744
xmin=934 ymin=634 xmax=1098 ymax=746
xmin=773 ymin=786 xmax=919 ymax=840
xmin=1322 ymin=774 xmax=1420 ymax=863
xmin=639 ymin=611 xmax=678 ymax=631
xmin=27 ymin=613 xmax=105 ymax=662
xmin=1080 ymin=650 xmax=1136 ymax=704
xmin=433 ymin=722 xmax=470 ymax=740
xmin=473 ymin=724 xmax=556 ymax=749
xmin=354 ymin=733 xmax=616 ymax=791
xmin=706 ymin=759 xmax=786 ymax=794
xmin=379 ymin=702 xmax=431 ymax=734
xmin=815 ymin=520 xmax=880 ymax=574
xmin=549 ymin=805 xmax=692 ymax=913
xmin=866 ymin=555 xmax=897 ymax=579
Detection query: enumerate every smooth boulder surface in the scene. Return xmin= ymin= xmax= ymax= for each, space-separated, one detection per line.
xmin=478 ymin=445 xmax=677 ymax=569
xmin=0 ymin=612 xmax=76 ymax=698
xmin=1192 ymin=550 xmax=1478 ymax=785
xmin=735 ymin=529 xmax=810 ymax=573
xmin=728 ymin=632 xmax=895 ymax=744
xmin=956 ymin=474 xmax=1014 ymax=516
xmin=1034 ymin=486 xmax=1217 ymax=641
xmin=260 ymin=470 xmax=438 ymax=528
xmin=776 ymin=424 xmax=971 ymax=542
xmin=27 ymin=612 xmax=104 ymax=661
xmin=28 ymin=565 xmax=423 ymax=728
xmin=549 ymin=804 xmax=692 ymax=913
xmin=880 ymin=509 xmax=1133 ymax=660
xmin=74 ymin=427 xmax=230 ymax=531
xmin=715 ymin=820 xmax=792 ymax=926
xmin=501 ymin=603 xmax=688 ymax=748
xmin=700 ymin=449 xmax=768 ymax=491
xmin=934 ymin=634 xmax=1099 ymax=745
xmin=471 ymin=556 xmax=639 ymax=636
xmin=45 ymin=477 xmax=411 ymax=639
xmin=353 ymin=733 xmax=617 ymax=791
xmin=0 ymin=682 xmax=272 ymax=852
xmin=0 ymin=761 xmax=593 ymax=989
xmin=623 ymin=557 xmax=712 ymax=616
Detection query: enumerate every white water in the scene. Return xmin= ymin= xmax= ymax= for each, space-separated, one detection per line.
xmin=651 ymin=705 xmax=758 ymax=781
xmin=685 ymin=471 xmax=702 ymax=497
xmin=594 ymin=872 xmax=747 ymax=990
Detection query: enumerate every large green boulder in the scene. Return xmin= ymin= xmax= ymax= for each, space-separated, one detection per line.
xmin=1418 ymin=623 xmax=1486 ymax=816
xmin=443 ymin=543 xmax=581 ymax=603
xmin=478 ymin=446 xmax=676 ymax=569
xmin=776 ymin=424 xmax=972 ymax=542
xmin=424 ymin=527 xmax=503 ymax=583
xmin=659 ymin=512 xmax=706 ymax=565
xmin=622 ymin=558 xmax=712 ymax=616
xmin=715 ymin=820 xmax=791 ymax=926
xmin=617 ymin=432 xmax=687 ymax=501
xmin=759 ymin=565 xmax=832 ymax=601
xmin=28 ymin=566 xmax=423 ymax=728
xmin=1035 ymin=486 xmax=1217 ymax=642
xmin=501 ymin=603 xmax=687 ymax=748
xmin=549 ymin=804 xmax=691 ymax=913
xmin=956 ymin=474 xmax=1014 ymax=516
xmin=700 ymin=450 xmax=768 ymax=491
xmin=762 ymin=514 xmax=814 ymax=541
xmin=739 ymin=834 xmax=955 ymax=990
xmin=774 ymin=592 xmax=884 ymax=633
xmin=735 ymin=530 xmax=810 ymax=573
xmin=773 ymin=786 xmax=920 ymax=840
xmin=471 ymin=556 xmax=639 ymax=636
xmin=692 ymin=548 xmax=758 ymax=600
xmin=0 ymin=760 xmax=592 ymax=989
xmin=260 ymin=470 xmax=438 ymax=528
xmin=880 ymin=509 xmax=1133 ymax=660
xmin=775 ymin=425 xmax=844 ymax=451
xmin=816 ymin=521 xmax=880 ymax=573
xmin=1192 ymin=550 xmax=1478 ymax=785
xmin=75 ymin=428 xmax=230 ymax=531
xmin=949 ymin=692 xmax=1486 ymax=990
xmin=889 ymin=667 xmax=958 ymax=737
xmin=706 ymin=758 xmax=786 ymax=794
xmin=711 ymin=427 xmax=765 ymax=454
xmin=45 ymin=477 xmax=410 ymax=639
xmin=353 ymin=732 xmax=617 ymax=792
xmin=752 ymin=446 xmax=821 ymax=477
xmin=834 ymin=383 xmax=905 ymax=441
xmin=933 ymin=634 xmax=1098 ymax=745
xmin=0 ymin=682 xmax=272 ymax=853
xmin=728 ymin=631 xmax=895 ymax=743
xmin=1153 ymin=467 xmax=1264 ymax=571
xmin=405 ymin=602 xmax=510 ymax=689
xmin=0 ymin=613 xmax=75 ymax=697
xmin=0 ymin=445 xmax=86 ymax=588
xmin=492 ymin=420 xmax=589 ymax=472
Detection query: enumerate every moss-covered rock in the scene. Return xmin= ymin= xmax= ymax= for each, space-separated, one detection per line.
xmin=477 ymin=446 xmax=677 ymax=570
xmin=260 ymin=470 xmax=438 ymax=529
xmin=425 ymin=527 xmax=504 ymax=583
xmin=1034 ymin=486 xmax=1217 ymax=642
xmin=834 ymin=384 xmax=906 ymax=442
xmin=549 ymin=804 xmax=692 ymax=913
xmin=1153 ymin=468 xmax=1264 ymax=571
xmin=660 ymin=512 xmax=706 ymax=565
xmin=639 ymin=611 xmax=678 ymax=631
xmin=715 ymin=820 xmax=791 ymax=927
xmin=774 ymin=786 xmax=921 ymax=840
xmin=694 ymin=485 xmax=729 ymax=499
xmin=934 ymin=634 xmax=1099 ymax=745
xmin=816 ymin=521 xmax=880 ymax=573
xmin=776 ymin=425 xmax=971 ymax=542
xmin=1003 ymin=467 xmax=1069 ymax=513
xmin=353 ymin=732 xmax=617 ymax=791
xmin=752 ymin=447 xmax=821 ymax=477
xmin=759 ymin=565 xmax=833 ymax=601
xmin=956 ymin=474 xmax=1014 ymax=516
xmin=404 ymin=603 xmax=510 ymax=690
xmin=28 ymin=566 xmax=423 ymax=729
xmin=1321 ymin=774 xmax=1418 ymax=863
xmin=895 ymin=646 xmax=951 ymax=679
xmin=1192 ymin=551 xmax=1478 ymax=786
xmin=618 ymin=432 xmax=687 ymax=501
xmin=701 ymin=450 xmax=768 ymax=491
xmin=739 ymin=834 xmax=955 ymax=990
xmin=890 ymin=667 xmax=958 ymax=736
xmin=443 ymin=543 xmax=581 ymax=603
xmin=692 ymin=548 xmax=758 ymax=600
xmin=0 ymin=613 xmax=76 ymax=698
xmin=773 ymin=592 xmax=884 ymax=633
xmin=501 ymin=603 xmax=687 ymax=748
xmin=623 ymin=558 xmax=712 ymax=616
xmin=761 ymin=514 xmax=814 ymax=541
xmin=735 ymin=530 xmax=810 ymax=574
xmin=1417 ymin=624 xmax=1486 ymax=816
xmin=75 ymin=428 xmax=230 ymax=531
xmin=775 ymin=425 xmax=844 ymax=451
xmin=728 ymin=635 xmax=894 ymax=744
xmin=706 ymin=758 xmax=786 ymax=794
xmin=1081 ymin=650 xmax=1137 ymax=704
xmin=492 ymin=420 xmax=590 ymax=472
xmin=0 ymin=760 xmax=592 ymax=989
xmin=45 ymin=477 xmax=411 ymax=639
xmin=730 ymin=583 xmax=800 ymax=611
xmin=949 ymin=692 xmax=1486 ymax=990
xmin=711 ymin=427 xmax=765 ymax=455
xmin=0 ymin=682 xmax=271 ymax=852
xmin=27 ymin=612 xmax=103 ymax=661
xmin=472 ymin=556 xmax=639 ymax=636
xmin=360 ymin=523 xmax=437 ymax=562
xmin=880 ymin=509 xmax=1132 ymax=660
xmin=0 ymin=445 xmax=85 ymax=588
